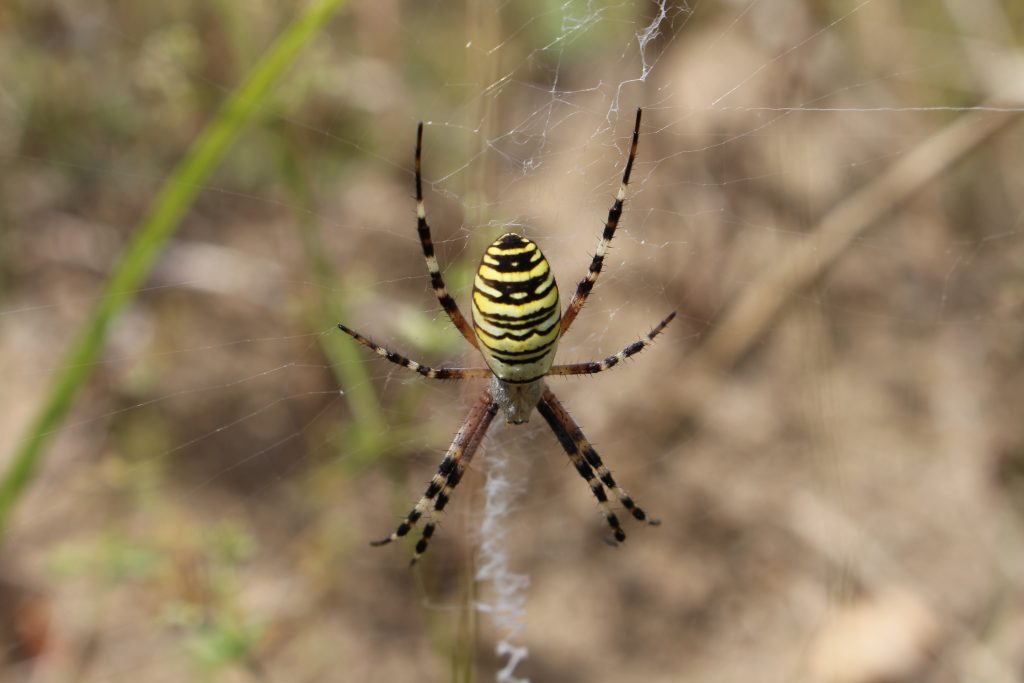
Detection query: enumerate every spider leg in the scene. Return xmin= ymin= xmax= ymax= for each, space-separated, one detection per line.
xmin=337 ymin=323 xmax=492 ymax=379
xmin=535 ymin=390 xmax=628 ymax=543
xmin=415 ymin=123 xmax=480 ymax=349
xmin=560 ymin=108 xmax=643 ymax=335
xmin=370 ymin=390 xmax=498 ymax=566
xmin=547 ymin=311 xmax=675 ymax=377
xmin=410 ymin=395 xmax=498 ymax=565
xmin=538 ymin=388 xmax=659 ymax=535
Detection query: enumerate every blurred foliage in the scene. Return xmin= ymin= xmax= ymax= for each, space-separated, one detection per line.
xmin=2 ymin=1 xmax=1024 ymax=682
xmin=0 ymin=0 xmax=349 ymax=535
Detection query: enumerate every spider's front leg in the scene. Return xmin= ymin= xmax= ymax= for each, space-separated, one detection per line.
xmin=371 ymin=389 xmax=498 ymax=565
xmin=560 ymin=107 xmax=643 ymax=334
xmin=413 ymin=121 xmax=479 ymax=349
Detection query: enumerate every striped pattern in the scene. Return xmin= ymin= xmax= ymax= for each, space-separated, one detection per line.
xmin=471 ymin=233 xmax=561 ymax=383
xmin=410 ymin=394 xmax=497 ymax=564
xmin=538 ymin=388 xmax=658 ymax=543
xmin=336 ymin=323 xmax=491 ymax=380
xmin=371 ymin=390 xmax=498 ymax=566
xmin=415 ymin=122 xmax=479 ymax=349
xmin=347 ymin=110 xmax=670 ymax=564
xmin=560 ymin=107 xmax=643 ymax=334
xmin=548 ymin=311 xmax=676 ymax=376
xmin=537 ymin=397 xmax=627 ymax=543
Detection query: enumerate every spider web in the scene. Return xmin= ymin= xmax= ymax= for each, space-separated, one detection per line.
xmin=2 ymin=1 xmax=1024 ymax=681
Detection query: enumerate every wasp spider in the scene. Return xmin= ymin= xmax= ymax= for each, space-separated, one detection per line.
xmin=338 ymin=109 xmax=674 ymax=565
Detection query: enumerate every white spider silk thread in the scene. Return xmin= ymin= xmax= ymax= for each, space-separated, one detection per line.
xmin=475 ymin=437 xmax=530 ymax=683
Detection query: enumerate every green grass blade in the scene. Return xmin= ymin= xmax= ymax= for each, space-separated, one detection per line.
xmin=278 ymin=140 xmax=392 ymax=464
xmin=0 ymin=0 xmax=349 ymax=535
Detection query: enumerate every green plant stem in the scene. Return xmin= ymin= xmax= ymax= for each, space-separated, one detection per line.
xmin=278 ymin=137 xmax=391 ymax=465
xmin=0 ymin=0 xmax=348 ymax=536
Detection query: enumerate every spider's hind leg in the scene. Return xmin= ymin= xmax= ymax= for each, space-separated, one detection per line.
xmin=371 ymin=390 xmax=498 ymax=565
xmin=537 ymin=388 xmax=658 ymax=539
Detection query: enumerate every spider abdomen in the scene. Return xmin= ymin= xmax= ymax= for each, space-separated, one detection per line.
xmin=472 ymin=233 xmax=561 ymax=384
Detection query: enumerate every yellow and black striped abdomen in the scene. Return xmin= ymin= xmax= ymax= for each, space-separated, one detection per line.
xmin=472 ymin=233 xmax=561 ymax=383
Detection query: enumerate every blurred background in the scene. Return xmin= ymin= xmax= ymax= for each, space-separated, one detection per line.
xmin=2 ymin=0 xmax=1024 ymax=681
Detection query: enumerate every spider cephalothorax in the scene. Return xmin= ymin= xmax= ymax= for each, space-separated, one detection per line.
xmin=337 ymin=109 xmax=674 ymax=564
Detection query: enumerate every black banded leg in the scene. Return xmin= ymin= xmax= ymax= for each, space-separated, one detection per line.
xmin=337 ymin=323 xmax=492 ymax=380
xmin=414 ymin=123 xmax=479 ymax=349
xmin=410 ymin=398 xmax=499 ymax=565
xmin=536 ymin=395 xmax=627 ymax=544
xmin=560 ymin=108 xmax=643 ymax=334
xmin=370 ymin=390 xmax=495 ymax=546
xmin=371 ymin=390 xmax=498 ymax=566
xmin=548 ymin=311 xmax=676 ymax=377
xmin=540 ymin=388 xmax=658 ymax=528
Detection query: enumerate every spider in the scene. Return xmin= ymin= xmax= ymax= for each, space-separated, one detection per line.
xmin=338 ymin=108 xmax=675 ymax=565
